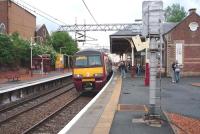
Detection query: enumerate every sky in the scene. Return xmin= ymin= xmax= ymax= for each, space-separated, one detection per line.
xmin=15 ymin=0 xmax=200 ymax=49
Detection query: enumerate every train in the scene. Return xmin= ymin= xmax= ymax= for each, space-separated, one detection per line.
xmin=72 ymin=49 xmax=112 ymax=92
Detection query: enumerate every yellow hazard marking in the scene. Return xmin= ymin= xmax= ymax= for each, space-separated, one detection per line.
xmin=92 ymin=75 xmax=122 ymax=134
xmin=73 ymin=67 xmax=103 ymax=77
xmin=82 ymin=78 xmax=95 ymax=82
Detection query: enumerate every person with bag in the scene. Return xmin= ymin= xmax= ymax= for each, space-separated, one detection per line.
xmin=174 ymin=61 xmax=180 ymax=83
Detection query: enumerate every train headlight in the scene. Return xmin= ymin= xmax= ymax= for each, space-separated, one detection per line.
xmin=94 ymin=73 xmax=103 ymax=78
xmin=73 ymin=74 xmax=82 ymax=79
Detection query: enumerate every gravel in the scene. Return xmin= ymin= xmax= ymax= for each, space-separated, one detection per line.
xmin=0 ymin=89 xmax=79 ymax=134
xmin=167 ymin=112 xmax=200 ymax=134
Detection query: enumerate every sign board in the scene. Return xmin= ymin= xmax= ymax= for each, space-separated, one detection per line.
xmin=142 ymin=1 xmax=164 ymax=36
xmin=55 ymin=54 xmax=64 ymax=69
xmin=132 ymin=35 xmax=149 ymax=51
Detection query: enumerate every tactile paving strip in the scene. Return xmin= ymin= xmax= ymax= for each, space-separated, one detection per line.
xmin=117 ymin=104 xmax=148 ymax=112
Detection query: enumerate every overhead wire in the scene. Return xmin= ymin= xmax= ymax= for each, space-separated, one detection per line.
xmin=81 ymin=0 xmax=104 ymax=31
xmin=18 ymin=0 xmax=67 ymax=25
xmin=81 ymin=0 xmax=99 ymax=25
xmin=80 ymin=0 xmax=105 ymax=44
xmin=11 ymin=0 xmax=65 ymax=26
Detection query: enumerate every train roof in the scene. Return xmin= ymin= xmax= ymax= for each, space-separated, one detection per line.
xmin=75 ymin=49 xmax=104 ymax=55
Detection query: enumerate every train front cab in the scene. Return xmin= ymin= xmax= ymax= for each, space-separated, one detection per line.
xmin=73 ymin=67 xmax=107 ymax=92
xmin=72 ymin=51 xmax=108 ymax=92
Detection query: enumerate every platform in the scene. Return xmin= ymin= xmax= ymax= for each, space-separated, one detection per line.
xmin=60 ymin=72 xmax=175 ymax=134
xmin=1 ymin=69 xmax=199 ymax=133
xmin=0 ymin=72 xmax=72 ymax=94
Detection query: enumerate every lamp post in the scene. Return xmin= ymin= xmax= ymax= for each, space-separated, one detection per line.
xmin=60 ymin=47 xmax=66 ymax=54
xmin=30 ymin=36 xmax=42 ymax=76
xmin=31 ymin=37 xmax=33 ymax=70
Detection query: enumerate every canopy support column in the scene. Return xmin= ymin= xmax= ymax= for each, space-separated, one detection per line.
xmin=131 ymin=46 xmax=134 ymax=66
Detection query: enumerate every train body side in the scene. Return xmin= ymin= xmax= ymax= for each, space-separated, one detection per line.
xmin=72 ymin=49 xmax=112 ymax=92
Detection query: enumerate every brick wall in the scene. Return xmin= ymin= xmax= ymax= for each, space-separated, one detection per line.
xmin=183 ymin=45 xmax=200 ymax=76
xmin=166 ymin=44 xmax=175 ymax=77
xmin=0 ymin=0 xmax=8 ymax=33
xmin=170 ymin=13 xmax=200 ymax=44
xmin=8 ymin=2 xmax=36 ymax=39
xmin=166 ymin=12 xmax=200 ymax=76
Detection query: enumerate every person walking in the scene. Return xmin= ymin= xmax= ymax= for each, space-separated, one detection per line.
xmin=174 ymin=61 xmax=181 ymax=83
xmin=136 ymin=63 xmax=141 ymax=76
xmin=120 ymin=61 xmax=126 ymax=78
xmin=171 ymin=61 xmax=176 ymax=83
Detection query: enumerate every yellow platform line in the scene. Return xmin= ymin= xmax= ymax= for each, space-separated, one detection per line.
xmin=92 ymin=75 xmax=122 ymax=134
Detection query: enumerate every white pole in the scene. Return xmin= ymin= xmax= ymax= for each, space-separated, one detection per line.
xmin=149 ymin=38 xmax=158 ymax=115
xmin=159 ymin=19 xmax=163 ymax=72
xmin=68 ymin=56 xmax=70 ymax=71
xmin=132 ymin=46 xmax=134 ymax=66
xmin=31 ymin=37 xmax=33 ymax=69
xmin=41 ymin=57 xmax=44 ymax=76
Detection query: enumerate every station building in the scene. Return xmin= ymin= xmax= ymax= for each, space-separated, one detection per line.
xmin=164 ymin=8 xmax=200 ymax=76
xmin=0 ymin=0 xmax=36 ymax=39
xmin=110 ymin=9 xmax=200 ymax=77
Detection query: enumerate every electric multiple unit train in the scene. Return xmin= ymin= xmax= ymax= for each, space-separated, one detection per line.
xmin=72 ymin=49 xmax=112 ymax=92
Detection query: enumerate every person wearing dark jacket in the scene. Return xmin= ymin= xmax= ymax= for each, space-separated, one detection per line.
xmin=119 ymin=61 xmax=126 ymax=78
xmin=171 ymin=61 xmax=176 ymax=83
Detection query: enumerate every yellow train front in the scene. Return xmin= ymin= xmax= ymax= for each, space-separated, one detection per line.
xmin=72 ymin=49 xmax=112 ymax=93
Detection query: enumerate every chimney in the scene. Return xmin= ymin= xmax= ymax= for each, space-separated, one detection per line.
xmin=189 ymin=8 xmax=196 ymax=14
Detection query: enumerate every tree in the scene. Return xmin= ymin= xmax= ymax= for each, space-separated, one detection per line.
xmin=10 ymin=32 xmax=30 ymax=67
xmin=0 ymin=34 xmax=16 ymax=67
xmin=33 ymin=43 xmax=57 ymax=66
xmin=165 ymin=4 xmax=187 ymax=22
xmin=50 ymin=31 xmax=79 ymax=55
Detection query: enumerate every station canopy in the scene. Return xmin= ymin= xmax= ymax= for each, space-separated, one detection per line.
xmin=109 ymin=22 xmax=177 ymax=55
xmin=110 ymin=30 xmax=141 ymax=54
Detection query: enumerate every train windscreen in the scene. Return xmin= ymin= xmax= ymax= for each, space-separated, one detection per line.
xmin=75 ymin=55 xmax=102 ymax=67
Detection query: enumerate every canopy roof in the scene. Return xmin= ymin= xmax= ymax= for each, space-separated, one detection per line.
xmin=109 ymin=22 xmax=176 ymax=54
xmin=110 ymin=30 xmax=141 ymax=54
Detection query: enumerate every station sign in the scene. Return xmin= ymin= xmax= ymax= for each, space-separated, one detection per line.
xmin=142 ymin=1 xmax=164 ymax=37
xmin=55 ymin=54 xmax=64 ymax=69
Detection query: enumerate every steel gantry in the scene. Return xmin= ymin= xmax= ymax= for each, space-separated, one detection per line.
xmin=58 ymin=23 xmax=142 ymax=32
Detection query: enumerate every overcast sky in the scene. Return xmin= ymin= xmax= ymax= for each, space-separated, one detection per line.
xmin=16 ymin=0 xmax=200 ymax=49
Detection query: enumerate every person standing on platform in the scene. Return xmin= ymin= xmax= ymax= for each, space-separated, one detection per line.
xmin=120 ymin=61 xmax=126 ymax=78
xmin=174 ymin=61 xmax=181 ymax=83
xmin=136 ymin=63 xmax=141 ymax=76
xmin=171 ymin=61 xmax=176 ymax=83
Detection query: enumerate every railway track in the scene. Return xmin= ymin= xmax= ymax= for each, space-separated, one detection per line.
xmin=23 ymin=95 xmax=92 ymax=134
xmin=0 ymin=73 xmax=111 ymax=134
xmin=0 ymin=81 xmax=74 ymax=124
xmin=0 ymin=77 xmax=73 ymax=113
xmin=0 ymin=82 xmax=81 ymax=134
